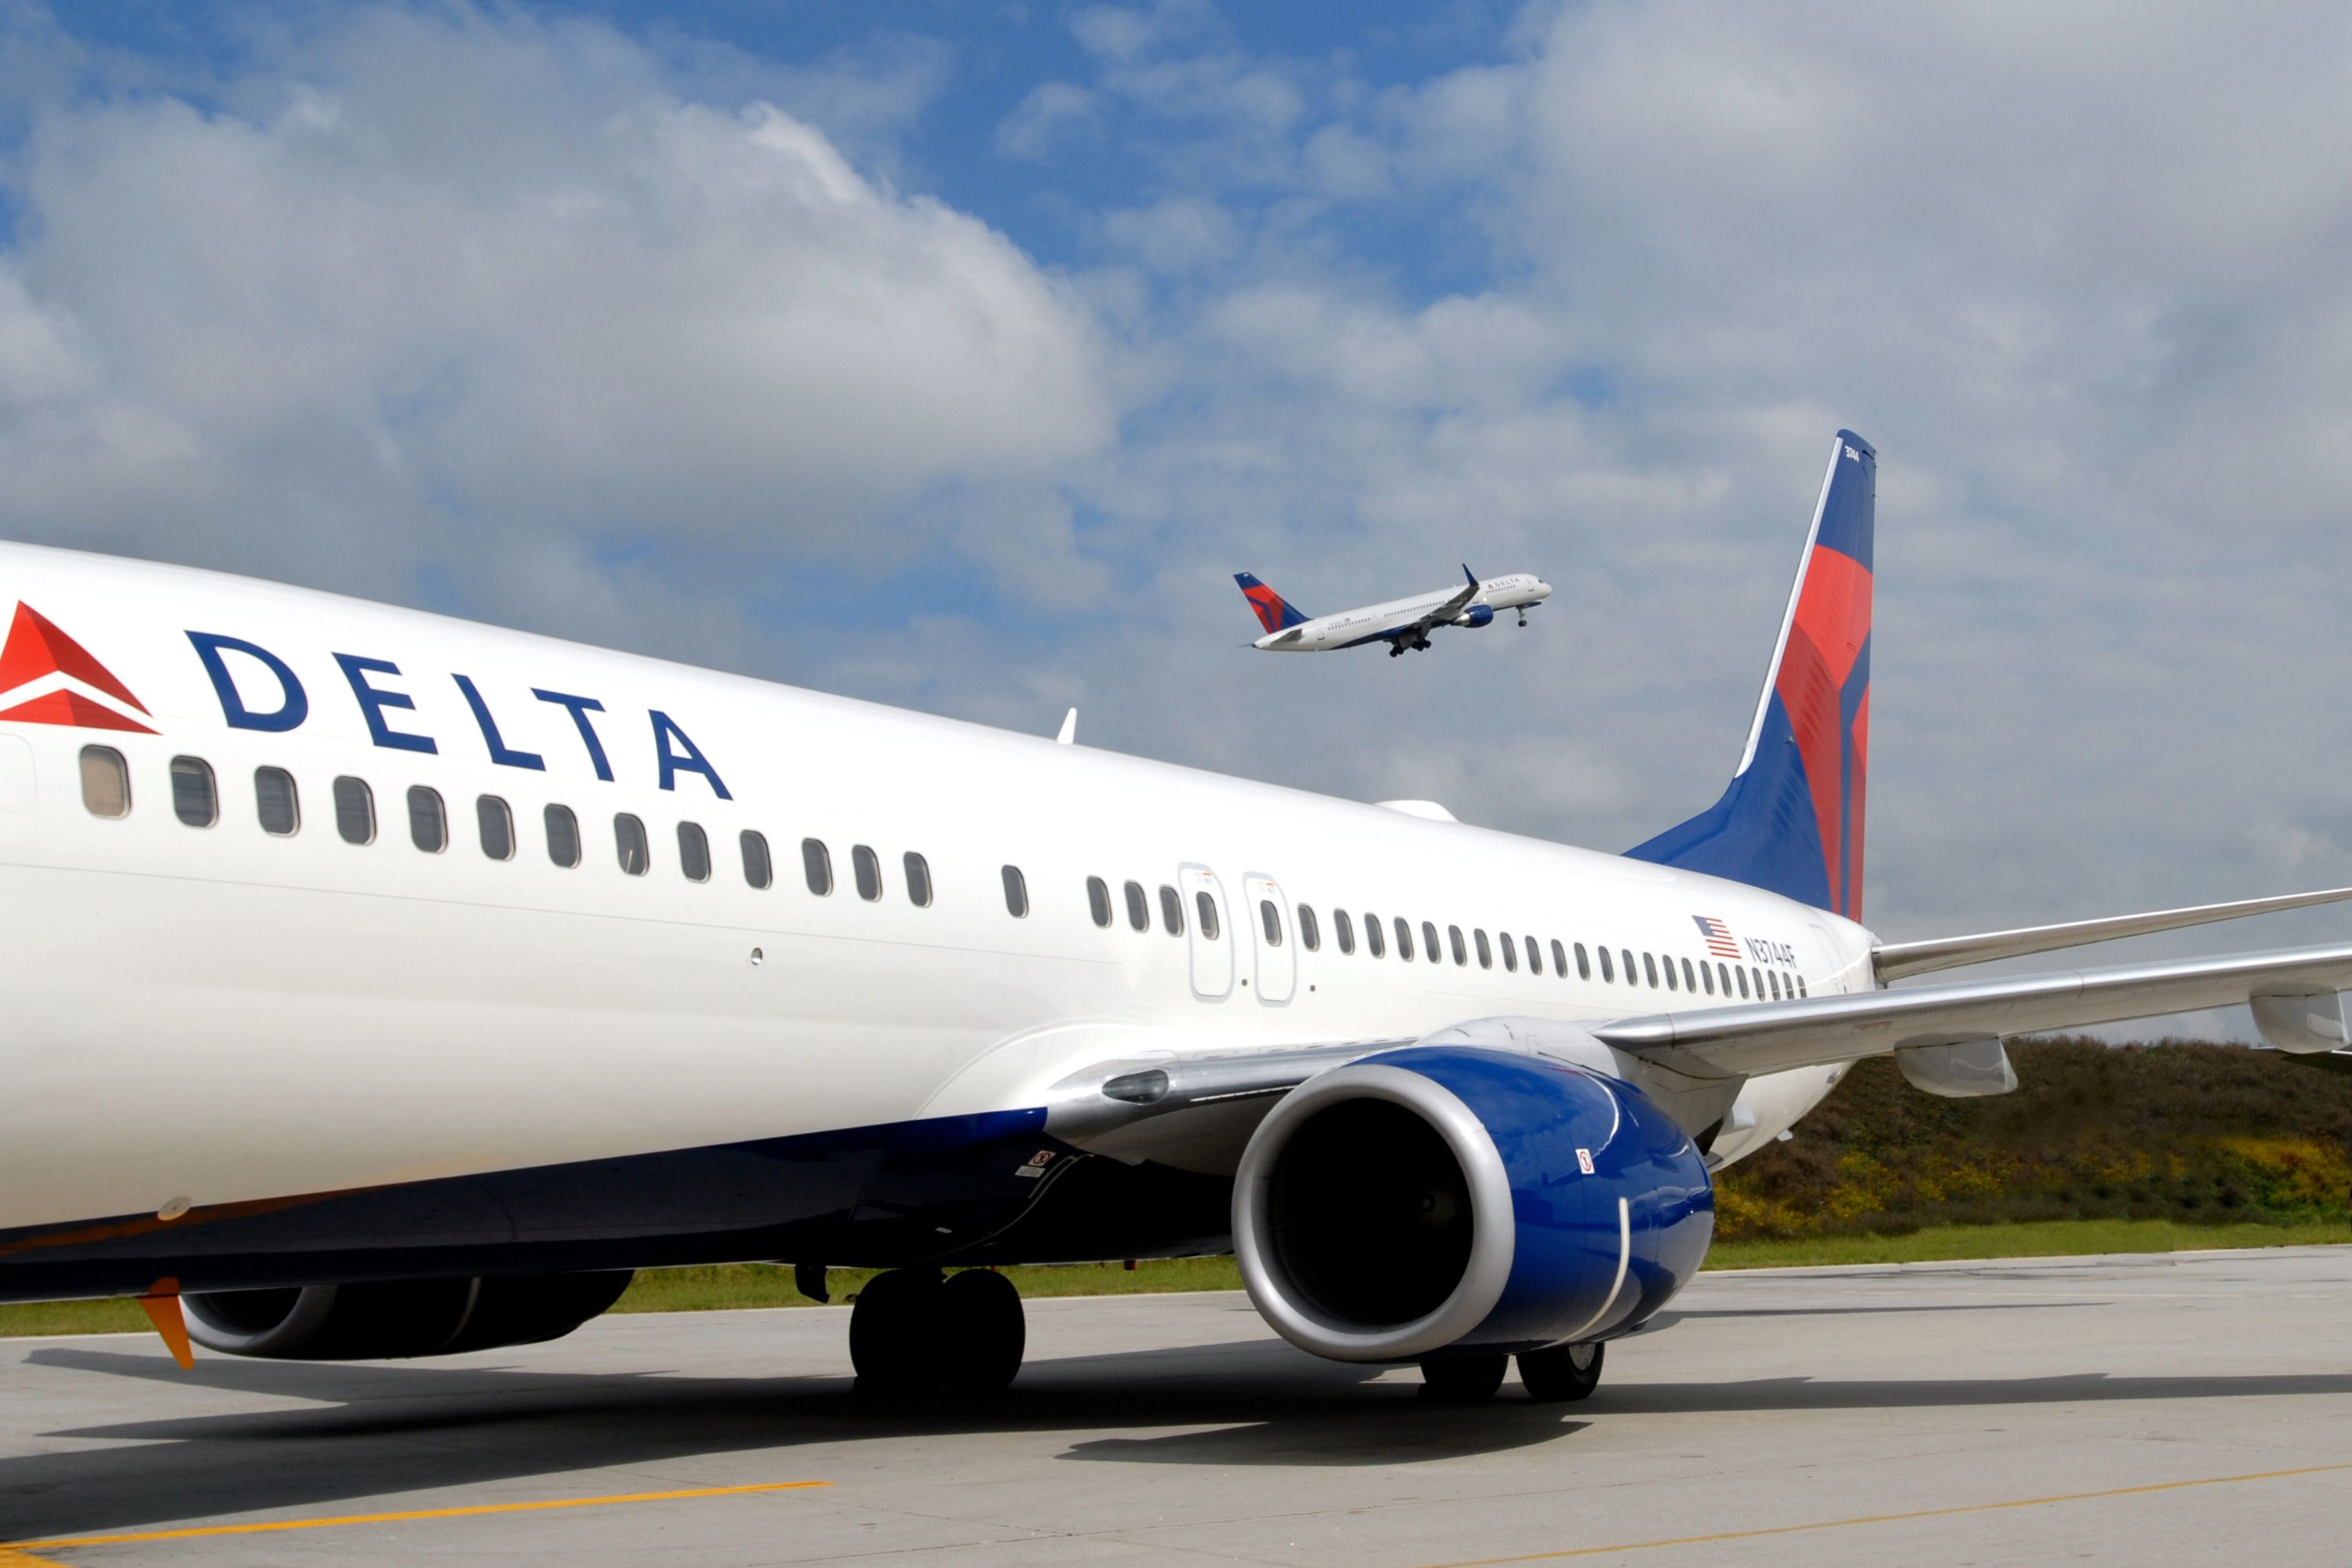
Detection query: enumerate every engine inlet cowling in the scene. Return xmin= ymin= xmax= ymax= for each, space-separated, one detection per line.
xmin=1232 ymin=1047 xmax=1711 ymax=1362
xmin=183 ymin=1271 xmax=633 ymax=1360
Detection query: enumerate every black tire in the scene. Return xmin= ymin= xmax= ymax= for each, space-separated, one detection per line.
xmin=1517 ymin=1341 xmax=1604 ymax=1402
xmin=938 ymin=1268 xmax=1026 ymax=1395
xmin=849 ymin=1268 xmax=941 ymax=1395
xmin=1418 ymin=1352 xmax=1508 ymax=1402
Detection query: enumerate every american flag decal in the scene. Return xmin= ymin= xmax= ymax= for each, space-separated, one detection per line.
xmin=1694 ymin=915 xmax=1740 ymax=959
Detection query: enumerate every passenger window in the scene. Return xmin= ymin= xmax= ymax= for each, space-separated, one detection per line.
xmin=1681 ymin=957 xmax=1697 ymax=991
xmin=1396 ymin=918 xmax=1414 ymax=961
xmin=333 ymin=776 xmax=376 ymax=845
xmin=1159 ymin=884 xmax=1184 ymax=935
xmin=1572 ymin=941 xmax=1589 ymax=980
xmin=1622 ymin=949 xmax=1637 ymax=984
xmin=1526 ymin=935 xmax=1542 ymax=975
xmin=1738 ymin=966 xmax=1751 ymax=999
xmin=1004 ymin=864 xmax=1029 ymax=918
xmin=1498 ymin=931 xmax=1515 ymax=972
xmin=256 ymin=766 xmax=300 ymax=835
xmin=1334 ymin=908 xmax=1356 ymax=954
xmin=541 ymin=803 xmax=578 ymax=864
xmin=1598 ymin=946 xmax=1614 ymax=982
xmin=1717 ymin=962 xmax=1732 ymax=995
xmin=475 ymin=794 xmax=513 ymax=859
xmin=1194 ymin=889 xmax=1218 ymax=940
xmin=905 ymin=851 xmax=933 ymax=907
xmin=1088 ymin=876 xmax=1112 ymax=927
xmin=1700 ymin=959 xmax=1715 ymax=995
xmin=79 ymin=745 xmax=130 ymax=817
xmin=1798 ymin=976 xmax=1808 ymax=999
xmin=170 ymin=756 xmax=217 ymax=828
xmin=1643 ymin=952 xmax=1659 ymax=988
xmin=678 ymin=821 xmax=711 ymax=882
xmin=1425 ymin=922 xmax=1442 ymax=962
xmin=408 ymin=786 xmax=446 ymax=852
xmin=1448 ymin=925 xmax=1466 ymax=966
xmin=1298 ymin=904 xmax=1320 ymax=951
xmin=803 ymin=838 xmax=832 ymax=895
xmin=1478 ymin=929 xmax=1495 ymax=970
xmin=1662 ymin=953 xmax=1678 ymax=991
xmin=741 ymin=830 xmax=773 ymax=889
xmin=1365 ymin=912 xmax=1385 ymax=958
xmin=1259 ymin=899 xmax=1283 ymax=946
xmin=613 ymin=812 xmax=649 ymax=875
xmin=1125 ymin=881 xmax=1149 ymax=931
xmin=544 ymin=803 xmax=581 ymax=867
xmin=853 ymin=844 xmax=881 ymax=901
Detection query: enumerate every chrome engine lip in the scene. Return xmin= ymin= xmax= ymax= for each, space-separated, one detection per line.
xmin=1232 ymin=1062 xmax=1516 ymax=1362
xmin=183 ymin=1282 xmax=342 ymax=1355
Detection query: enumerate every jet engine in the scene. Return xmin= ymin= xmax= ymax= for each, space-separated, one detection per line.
xmin=1232 ymin=1048 xmax=1710 ymax=1362
xmin=1453 ymin=604 xmax=1495 ymax=628
xmin=183 ymin=1271 xmax=633 ymax=1360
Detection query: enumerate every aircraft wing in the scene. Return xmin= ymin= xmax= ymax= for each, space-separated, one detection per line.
xmin=1398 ymin=569 xmax=1482 ymax=640
xmin=1597 ymin=940 xmax=2352 ymax=1079
xmin=1871 ymin=885 xmax=2352 ymax=981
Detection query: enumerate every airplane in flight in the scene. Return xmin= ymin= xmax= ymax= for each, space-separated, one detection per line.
xmin=1237 ymin=566 xmax=1553 ymax=656
xmin=3 ymin=428 xmax=2350 ymax=1406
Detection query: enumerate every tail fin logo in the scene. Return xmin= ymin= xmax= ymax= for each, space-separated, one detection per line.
xmin=1233 ymin=573 xmax=1310 ymax=634
xmin=0 ymin=604 xmax=157 ymax=733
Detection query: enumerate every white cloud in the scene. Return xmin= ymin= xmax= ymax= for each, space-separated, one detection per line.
xmin=0 ymin=5 xmax=1112 ymax=619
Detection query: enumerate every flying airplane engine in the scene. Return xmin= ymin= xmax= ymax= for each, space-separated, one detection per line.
xmin=1453 ymin=604 xmax=1495 ymax=628
xmin=1230 ymin=1049 xmax=1712 ymax=1380
xmin=181 ymin=1271 xmax=634 ymax=1361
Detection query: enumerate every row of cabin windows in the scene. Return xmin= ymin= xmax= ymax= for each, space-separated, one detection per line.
xmin=1076 ymin=871 xmax=1811 ymax=1001
xmin=1083 ymin=876 xmax=1203 ymax=937
xmin=83 ymin=745 xmax=938 ymax=907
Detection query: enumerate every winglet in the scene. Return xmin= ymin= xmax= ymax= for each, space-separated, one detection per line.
xmin=138 ymin=1277 xmax=195 ymax=1369
xmin=1463 ymin=563 xmax=1477 ymax=586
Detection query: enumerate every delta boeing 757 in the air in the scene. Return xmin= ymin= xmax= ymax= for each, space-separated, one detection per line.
xmin=1236 ymin=566 xmax=1552 ymax=656
xmin=3 ymin=430 xmax=2349 ymax=1403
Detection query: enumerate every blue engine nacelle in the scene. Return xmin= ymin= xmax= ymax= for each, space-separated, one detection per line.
xmin=1232 ymin=1047 xmax=1712 ymax=1362
xmin=1454 ymin=603 xmax=1495 ymax=628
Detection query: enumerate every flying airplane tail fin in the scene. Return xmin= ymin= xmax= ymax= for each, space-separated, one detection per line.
xmin=1235 ymin=573 xmax=1311 ymax=633
xmin=1626 ymin=431 xmax=1875 ymax=920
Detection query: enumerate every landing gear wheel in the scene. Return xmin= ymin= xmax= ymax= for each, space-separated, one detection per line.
xmin=1389 ymin=642 xmax=1405 ymax=658
xmin=938 ymin=1268 xmax=1025 ymax=1395
xmin=1418 ymin=1353 xmax=1508 ymax=1402
xmin=849 ymin=1268 xmax=941 ymax=1396
xmin=1516 ymin=1341 xmax=1604 ymax=1402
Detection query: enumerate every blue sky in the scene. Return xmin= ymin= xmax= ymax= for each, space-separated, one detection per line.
xmin=6 ymin=0 xmax=2352 ymax=1024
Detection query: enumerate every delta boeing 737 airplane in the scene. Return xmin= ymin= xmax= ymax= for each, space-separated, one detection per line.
xmin=1236 ymin=566 xmax=1552 ymax=656
xmin=4 ymin=430 xmax=2350 ymax=1403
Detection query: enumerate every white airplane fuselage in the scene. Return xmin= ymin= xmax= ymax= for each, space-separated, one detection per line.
xmin=0 ymin=541 xmax=1846 ymax=1301
xmin=1254 ymin=573 xmax=1553 ymax=652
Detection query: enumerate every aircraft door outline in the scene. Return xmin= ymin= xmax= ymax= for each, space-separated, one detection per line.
xmin=1181 ymin=864 xmax=1234 ymax=1001
xmin=1242 ymin=872 xmax=1297 ymax=1004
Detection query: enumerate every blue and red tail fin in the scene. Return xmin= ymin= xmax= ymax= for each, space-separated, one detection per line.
xmin=1235 ymin=573 xmax=1311 ymax=633
xmin=1627 ymin=431 xmax=1875 ymax=921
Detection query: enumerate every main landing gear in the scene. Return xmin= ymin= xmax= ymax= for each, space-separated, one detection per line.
xmin=1387 ymin=636 xmax=1436 ymax=658
xmin=849 ymin=1268 xmax=1026 ymax=1397
xmin=1418 ymin=1341 xmax=1604 ymax=1402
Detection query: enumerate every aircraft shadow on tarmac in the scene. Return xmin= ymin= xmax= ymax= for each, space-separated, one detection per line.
xmin=9 ymin=1333 xmax=2352 ymax=1541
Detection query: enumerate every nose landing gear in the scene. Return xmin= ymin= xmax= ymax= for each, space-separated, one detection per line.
xmin=849 ymin=1267 xmax=1027 ymax=1397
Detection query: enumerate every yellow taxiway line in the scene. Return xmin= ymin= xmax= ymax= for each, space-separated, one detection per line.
xmin=1 ymin=1478 xmax=828 ymax=1563
xmin=1422 ymin=1459 xmax=2352 ymax=1564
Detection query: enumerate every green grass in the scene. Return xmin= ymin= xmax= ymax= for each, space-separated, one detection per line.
xmin=8 ymin=1219 xmax=2344 ymax=1339
xmin=1701 ymin=1216 xmax=2352 ymax=1268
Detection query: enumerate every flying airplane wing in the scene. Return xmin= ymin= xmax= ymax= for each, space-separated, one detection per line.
xmin=1597 ymin=940 xmax=2352 ymax=1078
xmin=1393 ymin=566 xmax=1482 ymax=643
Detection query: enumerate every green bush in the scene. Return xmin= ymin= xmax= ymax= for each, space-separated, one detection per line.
xmin=1715 ymin=1038 xmax=2352 ymax=1240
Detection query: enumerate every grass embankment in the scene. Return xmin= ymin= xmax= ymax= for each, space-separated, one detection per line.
xmin=9 ymin=1039 xmax=2348 ymax=1338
